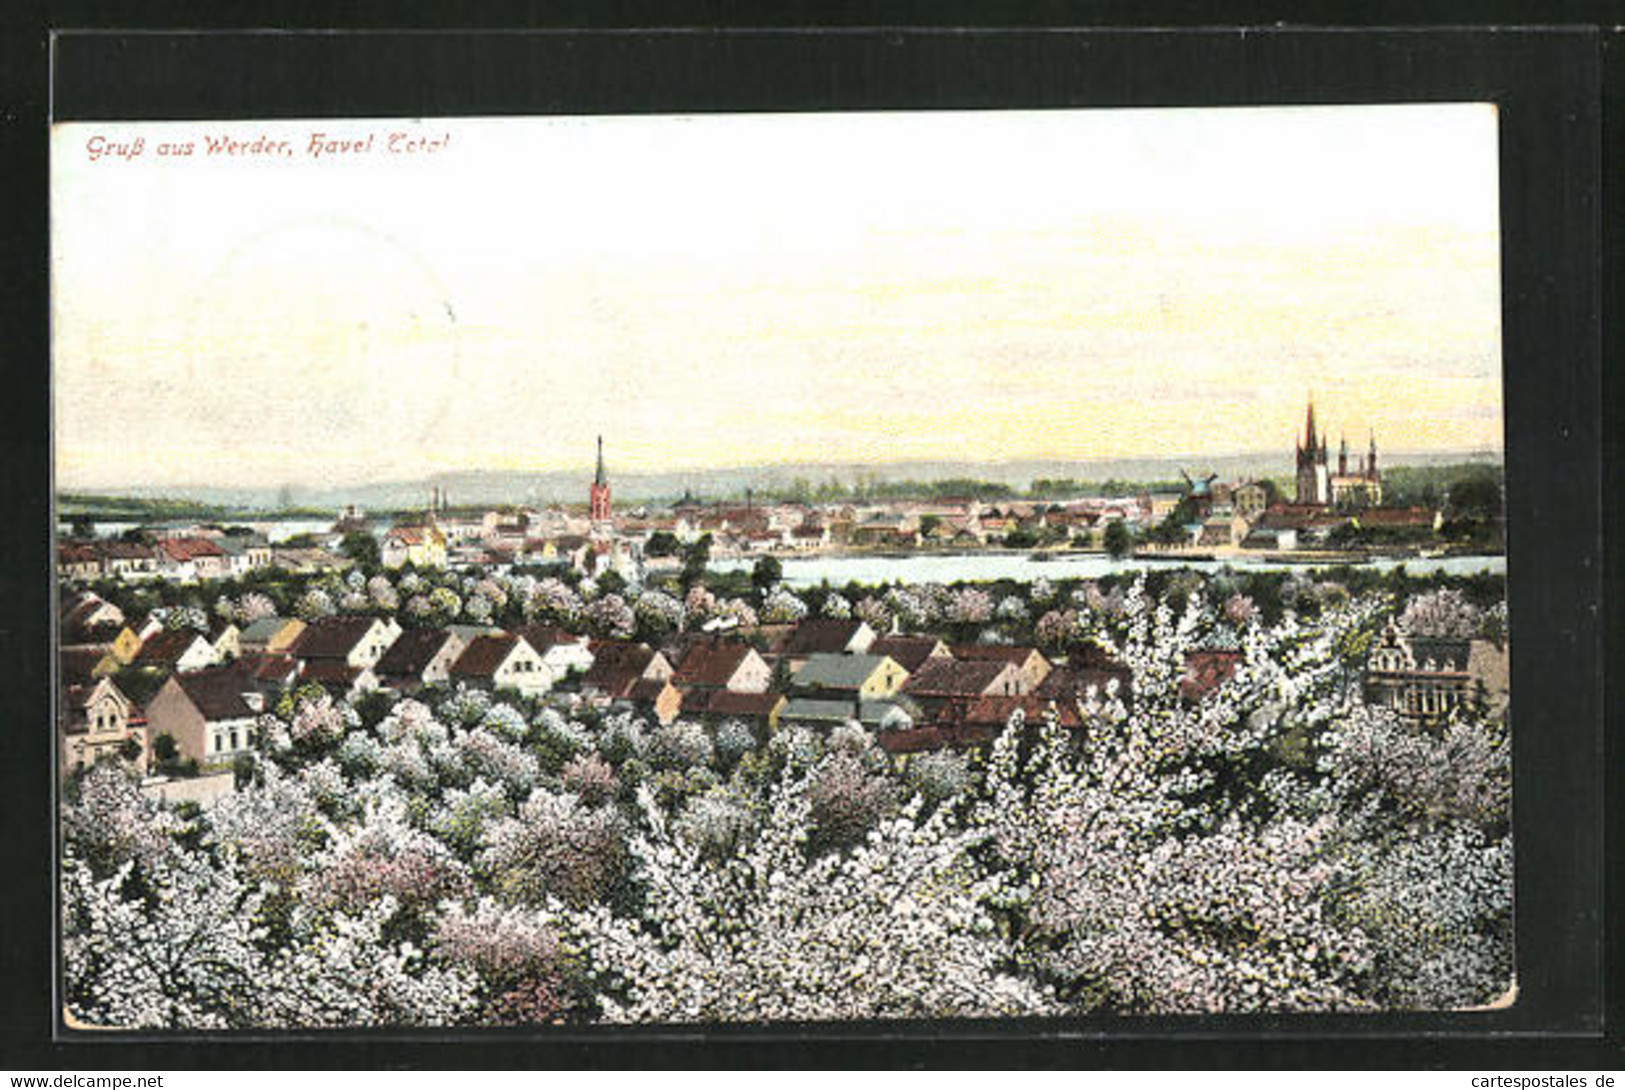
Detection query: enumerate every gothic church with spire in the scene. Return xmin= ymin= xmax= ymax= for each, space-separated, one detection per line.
xmin=1295 ymin=397 xmax=1382 ymax=509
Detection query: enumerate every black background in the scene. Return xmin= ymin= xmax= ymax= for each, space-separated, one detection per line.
xmin=1 ymin=11 xmax=1616 ymax=1071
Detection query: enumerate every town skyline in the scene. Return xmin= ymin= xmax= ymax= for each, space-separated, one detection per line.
xmin=54 ymin=105 xmax=1502 ymax=491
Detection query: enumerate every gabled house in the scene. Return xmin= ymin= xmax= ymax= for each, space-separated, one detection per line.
xmin=237 ymin=651 xmax=303 ymax=695
xmin=155 ymin=536 xmax=231 ymax=581
xmin=58 ymin=543 xmax=104 ymax=581
xmin=513 ymin=625 xmax=595 ymax=679
xmin=618 ymin=677 xmax=683 ymax=726
xmin=581 ymin=642 xmax=674 ymax=702
xmin=901 ymin=658 xmax=1024 ymax=717
xmin=291 ymin=616 xmax=400 ymax=671
xmin=59 ymin=676 xmax=147 ymax=777
xmin=300 ymin=659 xmax=382 ymax=700
xmin=60 ymin=592 xmax=125 ymax=644
xmin=678 ymin=689 xmax=786 ymax=731
xmin=780 ymin=618 xmax=877 ymax=665
xmin=208 ymin=619 xmax=241 ymax=662
xmin=134 ymin=628 xmax=218 ymax=673
xmin=1363 ymin=622 xmax=1506 ymax=724
xmin=949 ymin=644 xmax=1052 ymax=693
xmin=381 ymin=524 xmax=448 ymax=569
xmin=779 ymin=698 xmax=861 ymax=731
xmin=238 ymin=616 xmax=307 ymax=656
xmin=375 ymin=628 xmax=468 ymax=693
xmin=867 ymin=635 xmax=952 ymax=674
xmin=670 ymin=640 xmax=772 ymax=694
xmin=100 ymin=540 xmax=160 ymax=580
xmin=450 ymin=634 xmax=553 ymax=698
xmin=144 ymin=665 xmax=264 ymax=765
xmin=790 ymin=652 xmax=909 ymax=702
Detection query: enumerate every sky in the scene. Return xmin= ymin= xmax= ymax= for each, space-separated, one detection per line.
xmin=52 ymin=105 xmax=1503 ymax=491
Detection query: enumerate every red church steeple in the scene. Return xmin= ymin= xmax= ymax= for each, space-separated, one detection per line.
xmin=589 ymin=436 xmax=611 ymax=522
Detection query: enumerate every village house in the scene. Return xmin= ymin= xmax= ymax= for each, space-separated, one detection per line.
xmin=669 ymin=639 xmax=773 ymax=694
xmin=58 ymin=542 xmax=103 ymax=581
xmin=134 ymin=628 xmax=218 ymax=673
xmin=1232 ymin=482 xmax=1271 ymax=523
xmin=143 ymin=665 xmax=264 ymax=765
xmin=155 ymin=536 xmax=231 ymax=581
xmin=618 ymin=677 xmax=684 ymax=726
xmin=236 ymin=651 xmax=303 ymax=696
xmin=381 ymin=524 xmax=448 ymax=569
xmin=678 ymin=689 xmax=786 ymax=732
xmin=60 ymin=592 xmax=125 ymax=644
xmin=237 ymin=616 xmax=306 ymax=656
xmin=300 ymin=659 xmax=382 ymax=700
xmin=100 ymin=540 xmax=160 ymax=580
xmin=1363 ymin=623 xmax=1509 ymax=725
xmin=208 ymin=618 xmax=241 ymax=662
xmin=580 ymin=642 xmax=675 ymax=703
xmin=867 ymin=635 xmax=952 ymax=674
xmin=449 ymin=634 xmax=553 ymax=699
xmin=513 ymin=626 xmax=595 ymax=680
xmin=214 ymin=533 xmax=273 ymax=575
xmin=902 ymin=658 xmax=1025 ymax=716
xmin=59 ymin=676 xmax=147 ymax=777
xmin=270 ymin=545 xmax=352 ymax=575
xmin=780 ymin=618 xmax=877 ymax=666
xmin=374 ymin=628 xmax=468 ymax=693
xmin=778 ymin=697 xmax=862 ymax=731
xmin=790 ymin=652 xmax=909 ymax=703
xmin=950 ymin=644 xmax=1052 ymax=693
xmin=290 ymin=616 xmax=400 ymax=671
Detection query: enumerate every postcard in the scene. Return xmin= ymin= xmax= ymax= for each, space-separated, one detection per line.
xmin=52 ymin=105 xmax=1511 ymax=1029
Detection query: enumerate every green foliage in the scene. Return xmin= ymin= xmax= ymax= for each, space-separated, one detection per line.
xmin=339 ymin=532 xmax=380 ymax=569
xmin=750 ymin=555 xmax=783 ymax=597
xmin=644 ymin=531 xmax=679 ymax=558
xmin=1103 ymin=519 xmax=1134 ymax=559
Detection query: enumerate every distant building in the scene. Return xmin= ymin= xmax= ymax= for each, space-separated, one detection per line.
xmin=1296 ymin=396 xmax=1381 ymax=509
xmin=589 ymin=436 xmax=612 ymax=523
xmin=1363 ymin=622 xmax=1508 ymax=725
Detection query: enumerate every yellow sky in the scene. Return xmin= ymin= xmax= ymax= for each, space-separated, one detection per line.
xmin=52 ymin=106 xmax=1503 ymax=490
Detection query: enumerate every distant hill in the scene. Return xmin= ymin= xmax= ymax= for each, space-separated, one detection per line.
xmin=61 ymin=449 xmax=1503 ymax=512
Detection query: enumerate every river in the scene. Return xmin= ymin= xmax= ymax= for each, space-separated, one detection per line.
xmin=61 ymin=518 xmax=337 ymax=544
xmin=710 ymin=552 xmax=1507 ymax=587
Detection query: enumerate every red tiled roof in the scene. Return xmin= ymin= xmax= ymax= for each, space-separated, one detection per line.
xmin=867 ymin=636 xmax=946 ymax=673
xmin=171 ymin=665 xmax=260 ymax=721
xmin=959 ymin=695 xmax=1084 ymax=730
xmin=450 ymin=634 xmax=521 ymax=679
xmin=903 ymin=658 xmax=1015 ymax=698
xmin=627 ymin=678 xmax=674 ymax=703
xmin=292 ymin=617 xmax=382 ymax=661
xmin=238 ymin=652 xmax=301 ymax=685
xmin=951 ymin=644 xmax=1047 ymax=668
xmin=376 ymin=629 xmax=460 ymax=678
xmin=135 ymin=628 xmax=209 ymax=667
xmin=300 ymin=659 xmax=365 ymax=688
xmin=158 ymin=537 xmax=226 ymax=562
xmin=671 ymin=641 xmax=756 ymax=688
xmin=1357 ymin=506 xmax=1440 ymax=526
xmin=782 ymin=619 xmax=868 ymax=656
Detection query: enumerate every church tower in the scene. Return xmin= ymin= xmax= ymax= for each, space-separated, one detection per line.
xmin=1295 ymin=397 xmax=1331 ymax=506
xmin=589 ymin=436 xmax=611 ymax=522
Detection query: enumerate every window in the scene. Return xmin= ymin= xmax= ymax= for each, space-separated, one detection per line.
xmin=230 ymin=729 xmax=239 ymax=751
